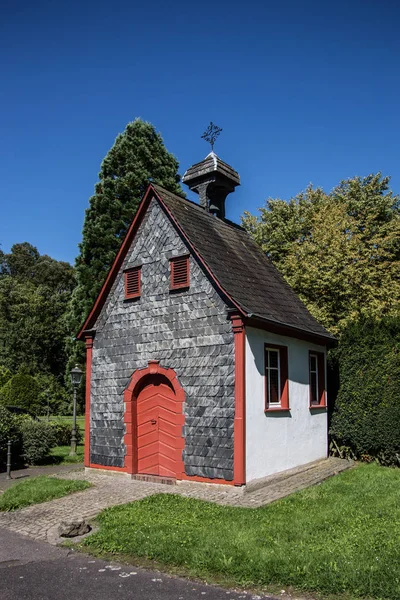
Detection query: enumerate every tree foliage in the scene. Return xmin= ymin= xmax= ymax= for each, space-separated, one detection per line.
xmin=0 ymin=243 xmax=75 ymax=376
xmin=242 ymin=174 xmax=400 ymax=334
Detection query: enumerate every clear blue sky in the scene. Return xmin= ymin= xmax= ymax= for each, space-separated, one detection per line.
xmin=1 ymin=0 xmax=399 ymax=264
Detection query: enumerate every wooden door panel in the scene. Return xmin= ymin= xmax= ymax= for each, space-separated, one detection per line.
xmin=158 ymin=429 xmax=175 ymax=449
xmin=158 ymin=405 xmax=177 ymax=420
xmin=137 ymin=419 xmax=157 ymax=436
xmin=138 ymin=395 xmax=177 ymax=415
xmin=158 ymin=417 xmax=181 ymax=437
xmin=137 ymin=383 xmax=171 ymax=400
xmin=158 ymin=453 xmax=177 ymax=474
xmin=137 ymin=431 xmax=159 ymax=452
xmin=159 ymin=464 xmax=176 ymax=478
xmin=136 ymin=377 xmax=183 ymax=477
xmin=138 ymin=453 xmax=159 ymax=473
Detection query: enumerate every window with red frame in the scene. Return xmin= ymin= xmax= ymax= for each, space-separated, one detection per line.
xmin=124 ymin=266 xmax=141 ymax=299
xmin=264 ymin=344 xmax=289 ymax=411
xmin=309 ymin=351 xmax=326 ymax=407
xmin=170 ymin=256 xmax=190 ymax=290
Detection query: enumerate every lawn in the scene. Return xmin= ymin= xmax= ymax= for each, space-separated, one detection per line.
xmin=51 ymin=415 xmax=86 ymax=431
xmin=33 ymin=445 xmax=84 ymax=466
xmin=49 ymin=444 xmax=84 ymax=464
xmin=83 ymin=464 xmax=400 ymax=600
xmin=0 ymin=476 xmax=91 ymax=511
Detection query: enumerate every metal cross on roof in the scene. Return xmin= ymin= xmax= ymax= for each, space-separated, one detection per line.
xmin=201 ymin=122 xmax=223 ymax=151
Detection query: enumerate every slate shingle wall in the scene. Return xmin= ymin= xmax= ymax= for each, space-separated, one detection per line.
xmin=90 ymin=198 xmax=235 ymax=480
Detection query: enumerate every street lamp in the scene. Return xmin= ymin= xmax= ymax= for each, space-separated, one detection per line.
xmin=70 ymin=365 xmax=83 ymax=456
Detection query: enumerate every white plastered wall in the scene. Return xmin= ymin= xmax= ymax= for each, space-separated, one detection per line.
xmin=245 ymin=327 xmax=328 ymax=482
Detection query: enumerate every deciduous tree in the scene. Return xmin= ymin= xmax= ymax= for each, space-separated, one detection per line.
xmin=0 ymin=243 xmax=75 ymax=378
xmin=242 ymin=174 xmax=400 ymax=334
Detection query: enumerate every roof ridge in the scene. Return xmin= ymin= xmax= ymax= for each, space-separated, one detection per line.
xmin=152 ymin=183 xmax=246 ymax=233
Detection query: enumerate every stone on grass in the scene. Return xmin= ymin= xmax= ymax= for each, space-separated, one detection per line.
xmin=58 ymin=520 xmax=91 ymax=538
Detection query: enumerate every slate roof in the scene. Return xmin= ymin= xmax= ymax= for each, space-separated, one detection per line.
xmin=153 ymin=184 xmax=334 ymax=342
xmin=182 ymin=152 xmax=241 ymax=187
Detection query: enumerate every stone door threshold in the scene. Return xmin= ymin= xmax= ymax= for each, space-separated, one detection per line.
xmin=131 ymin=474 xmax=177 ymax=485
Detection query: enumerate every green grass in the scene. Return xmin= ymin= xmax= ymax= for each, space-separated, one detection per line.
xmin=49 ymin=444 xmax=84 ymax=464
xmin=83 ymin=464 xmax=400 ymax=600
xmin=51 ymin=415 xmax=85 ymax=430
xmin=33 ymin=445 xmax=84 ymax=466
xmin=0 ymin=476 xmax=91 ymax=511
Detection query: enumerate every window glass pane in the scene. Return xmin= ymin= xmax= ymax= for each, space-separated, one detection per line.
xmin=310 ymin=355 xmax=317 ymax=372
xmin=269 ymin=369 xmax=280 ymax=403
xmin=269 ymin=350 xmax=278 ymax=369
xmin=310 ymin=372 xmax=318 ymax=404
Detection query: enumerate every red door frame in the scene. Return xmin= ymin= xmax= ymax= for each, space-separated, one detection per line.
xmin=123 ymin=361 xmax=185 ymax=478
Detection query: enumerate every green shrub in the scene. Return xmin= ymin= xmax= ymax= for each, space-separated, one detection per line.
xmin=19 ymin=419 xmax=56 ymax=465
xmin=0 ymin=405 xmax=20 ymax=466
xmin=330 ymin=316 xmax=400 ymax=465
xmin=50 ymin=421 xmax=82 ymax=446
xmin=0 ymin=373 xmax=40 ymax=415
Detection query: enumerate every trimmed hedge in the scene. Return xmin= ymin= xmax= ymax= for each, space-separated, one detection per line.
xmin=19 ymin=419 xmax=56 ymax=465
xmin=0 ymin=374 xmax=40 ymax=415
xmin=330 ymin=316 xmax=400 ymax=465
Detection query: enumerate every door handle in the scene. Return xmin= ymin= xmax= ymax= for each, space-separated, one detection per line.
xmin=151 ymin=419 xmax=157 ymax=425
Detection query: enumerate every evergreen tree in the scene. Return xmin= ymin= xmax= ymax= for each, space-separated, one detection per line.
xmin=66 ymin=118 xmax=183 ymax=376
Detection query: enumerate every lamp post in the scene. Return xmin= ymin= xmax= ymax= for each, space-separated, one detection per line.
xmin=70 ymin=365 xmax=83 ymax=456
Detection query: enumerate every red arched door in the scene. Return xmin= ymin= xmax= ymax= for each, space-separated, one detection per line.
xmin=136 ymin=375 xmax=182 ymax=477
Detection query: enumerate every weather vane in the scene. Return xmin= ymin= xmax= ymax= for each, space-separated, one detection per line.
xmin=201 ymin=122 xmax=222 ymax=151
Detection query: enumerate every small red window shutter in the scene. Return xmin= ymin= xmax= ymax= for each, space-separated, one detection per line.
xmin=280 ymin=346 xmax=289 ymax=409
xmin=317 ymin=353 xmax=326 ymax=406
xmin=170 ymin=256 xmax=189 ymax=289
xmin=124 ymin=267 xmax=141 ymax=299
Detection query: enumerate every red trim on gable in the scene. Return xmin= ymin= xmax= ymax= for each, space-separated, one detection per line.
xmin=77 ymin=184 xmax=245 ymax=341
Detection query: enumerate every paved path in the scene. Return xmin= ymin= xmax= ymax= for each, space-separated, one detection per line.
xmin=0 ymin=464 xmax=84 ymax=492
xmin=0 ymin=529 xmax=277 ymax=600
xmin=0 ymin=458 xmax=352 ymax=542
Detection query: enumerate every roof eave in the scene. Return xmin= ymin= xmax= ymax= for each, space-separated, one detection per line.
xmin=245 ymin=313 xmax=337 ymax=347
